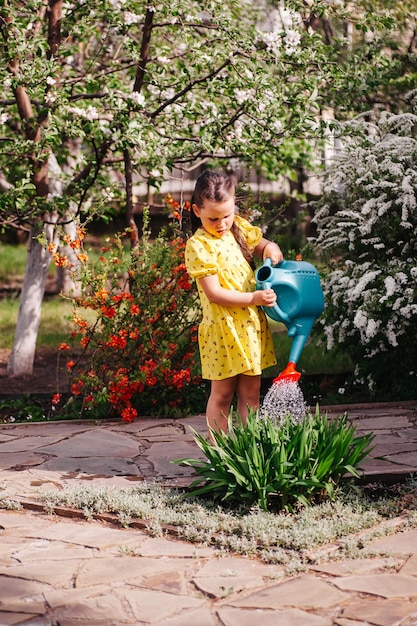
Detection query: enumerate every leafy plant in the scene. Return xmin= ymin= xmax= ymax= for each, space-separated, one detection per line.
xmin=59 ymin=208 xmax=204 ymax=421
xmin=311 ymin=102 xmax=417 ymax=400
xmin=0 ymin=395 xmax=47 ymax=423
xmin=175 ymin=408 xmax=375 ymax=512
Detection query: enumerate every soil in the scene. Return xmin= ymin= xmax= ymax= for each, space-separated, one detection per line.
xmin=0 ymin=348 xmax=70 ymax=396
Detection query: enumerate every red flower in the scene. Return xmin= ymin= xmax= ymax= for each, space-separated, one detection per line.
xmin=107 ymin=335 xmax=127 ymax=349
xmin=121 ymin=406 xmax=138 ymax=423
xmin=71 ymin=381 xmax=83 ymax=395
xmin=51 ymin=393 xmax=62 ymax=405
xmin=100 ymin=305 xmax=116 ymax=318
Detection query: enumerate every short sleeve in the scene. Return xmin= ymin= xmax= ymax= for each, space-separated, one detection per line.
xmin=185 ymin=235 xmax=218 ymax=279
xmin=235 ymin=215 xmax=262 ymax=250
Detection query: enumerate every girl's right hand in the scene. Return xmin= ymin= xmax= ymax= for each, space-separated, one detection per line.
xmin=253 ymin=288 xmax=276 ymax=307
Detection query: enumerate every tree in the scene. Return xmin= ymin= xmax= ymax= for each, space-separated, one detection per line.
xmin=311 ymin=94 xmax=417 ymax=399
xmin=0 ymin=0 xmax=414 ymax=376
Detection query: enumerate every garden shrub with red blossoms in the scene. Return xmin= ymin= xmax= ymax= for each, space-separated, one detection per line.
xmin=60 ymin=217 xmax=204 ymax=422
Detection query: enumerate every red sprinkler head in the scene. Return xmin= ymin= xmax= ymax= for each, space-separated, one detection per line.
xmin=273 ymin=361 xmax=301 ymax=384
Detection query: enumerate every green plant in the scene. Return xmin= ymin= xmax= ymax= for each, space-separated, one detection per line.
xmin=311 ymin=104 xmax=417 ymax=400
xmin=61 ymin=209 xmax=203 ymax=421
xmin=0 ymin=395 xmax=47 ymax=423
xmin=175 ymin=408 xmax=375 ymax=512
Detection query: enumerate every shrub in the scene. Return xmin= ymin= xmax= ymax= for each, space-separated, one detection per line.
xmin=175 ymin=408 xmax=374 ymax=512
xmin=58 ymin=209 xmax=205 ymax=420
xmin=311 ymin=98 xmax=417 ymax=399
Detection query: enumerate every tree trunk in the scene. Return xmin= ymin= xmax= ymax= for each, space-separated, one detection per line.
xmin=7 ymin=226 xmax=51 ymax=377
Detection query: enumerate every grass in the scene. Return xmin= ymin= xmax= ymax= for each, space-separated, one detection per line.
xmin=5 ymin=477 xmax=415 ymax=573
xmin=0 ymin=244 xmax=29 ymax=284
xmin=0 ymin=296 xmax=75 ymax=349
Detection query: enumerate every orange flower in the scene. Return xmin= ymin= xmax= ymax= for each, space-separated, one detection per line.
xmin=95 ymin=289 xmax=109 ymax=301
xmin=53 ymin=252 xmax=69 ymax=267
xmin=76 ymin=227 xmax=86 ymax=241
xmin=58 ymin=342 xmax=70 ymax=351
xmin=77 ymin=253 xmax=89 ymax=263
xmin=51 ymin=393 xmax=62 ymax=405
xmin=66 ymin=360 xmax=76 ymax=370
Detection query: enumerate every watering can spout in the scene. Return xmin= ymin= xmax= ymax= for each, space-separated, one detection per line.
xmin=273 ymin=361 xmax=301 ymax=384
xmin=255 ymin=257 xmax=325 ymax=377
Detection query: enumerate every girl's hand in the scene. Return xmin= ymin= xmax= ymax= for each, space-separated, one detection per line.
xmin=263 ymin=241 xmax=283 ymax=265
xmin=255 ymin=238 xmax=284 ymax=265
xmin=252 ymin=288 xmax=276 ymax=307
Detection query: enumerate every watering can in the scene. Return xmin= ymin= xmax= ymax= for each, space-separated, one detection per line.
xmin=255 ymin=257 xmax=325 ymax=382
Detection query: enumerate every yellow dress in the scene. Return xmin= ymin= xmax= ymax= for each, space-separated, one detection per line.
xmin=185 ymin=215 xmax=277 ymax=380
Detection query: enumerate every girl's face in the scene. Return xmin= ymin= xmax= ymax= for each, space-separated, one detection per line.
xmin=193 ymin=196 xmax=235 ymax=238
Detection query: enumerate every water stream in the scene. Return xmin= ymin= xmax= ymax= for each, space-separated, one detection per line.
xmin=260 ymin=379 xmax=307 ymax=426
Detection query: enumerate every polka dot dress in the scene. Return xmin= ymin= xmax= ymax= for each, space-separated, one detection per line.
xmin=185 ymin=215 xmax=277 ymax=380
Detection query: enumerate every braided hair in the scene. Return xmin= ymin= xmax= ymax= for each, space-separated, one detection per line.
xmin=190 ymin=169 xmax=253 ymax=265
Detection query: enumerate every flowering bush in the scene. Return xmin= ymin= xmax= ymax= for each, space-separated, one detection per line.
xmin=311 ymin=101 xmax=417 ymax=399
xmin=56 ymin=208 xmax=204 ymax=421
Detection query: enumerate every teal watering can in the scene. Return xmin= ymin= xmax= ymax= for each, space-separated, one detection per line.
xmin=255 ymin=257 xmax=325 ymax=382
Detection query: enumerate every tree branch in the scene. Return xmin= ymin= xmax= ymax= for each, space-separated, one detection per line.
xmin=150 ymin=57 xmax=232 ymax=119
xmin=133 ymin=7 xmax=154 ymax=93
xmin=48 ymin=0 xmax=62 ymax=58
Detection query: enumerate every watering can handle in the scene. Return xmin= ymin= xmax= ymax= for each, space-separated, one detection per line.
xmin=260 ymin=258 xmax=291 ymax=324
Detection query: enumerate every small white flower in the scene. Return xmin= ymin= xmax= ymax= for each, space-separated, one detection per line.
xmin=284 ymin=28 xmax=301 ymax=55
xmin=124 ymin=11 xmax=141 ymax=25
xmin=46 ymin=76 xmax=56 ymax=85
xmin=4 ymin=78 xmax=12 ymax=89
xmin=0 ymin=113 xmax=9 ymax=124
xmin=130 ymin=92 xmax=145 ymax=107
xmin=161 ymin=88 xmax=175 ymax=100
xmin=235 ymin=89 xmax=255 ymax=105
xmin=45 ymin=92 xmax=57 ymax=104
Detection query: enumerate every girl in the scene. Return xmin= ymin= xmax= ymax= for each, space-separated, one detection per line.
xmin=185 ymin=169 xmax=283 ymax=439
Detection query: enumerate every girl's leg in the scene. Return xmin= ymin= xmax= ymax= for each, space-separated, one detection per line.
xmin=206 ymin=376 xmax=237 ymax=439
xmin=236 ymin=374 xmax=262 ymax=425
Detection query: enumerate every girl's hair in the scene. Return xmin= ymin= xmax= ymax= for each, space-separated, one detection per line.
xmin=191 ymin=169 xmax=253 ymax=265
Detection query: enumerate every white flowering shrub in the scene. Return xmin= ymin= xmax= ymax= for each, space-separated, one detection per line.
xmin=311 ymin=95 xmax=417 ymax=399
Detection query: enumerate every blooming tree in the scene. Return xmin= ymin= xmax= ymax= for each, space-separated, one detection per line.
xmin=311 ymin=95 xmax=417 ymax=399
xmin=0 ymin=0 xmax=414 ymax=377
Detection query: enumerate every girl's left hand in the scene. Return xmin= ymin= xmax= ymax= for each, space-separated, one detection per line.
xmin=263 ymin=241 xmax=283 ymax=265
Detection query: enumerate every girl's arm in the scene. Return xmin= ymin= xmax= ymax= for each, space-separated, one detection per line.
xmin=254 ymin=238 xmax=283 ymax=265
xmin=199 ymin=274 xmax=277 ymax=307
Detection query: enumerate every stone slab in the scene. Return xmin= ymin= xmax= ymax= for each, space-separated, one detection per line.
xmin=333 ymin=572 xmax=417 ymax=597
xmin=37 ymin=429 xmax=140 ymax=458
xmin=230 ymin=574 xmax=349 ymax=609
xmin=218 ymin=606 xmax=332 ymax=626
